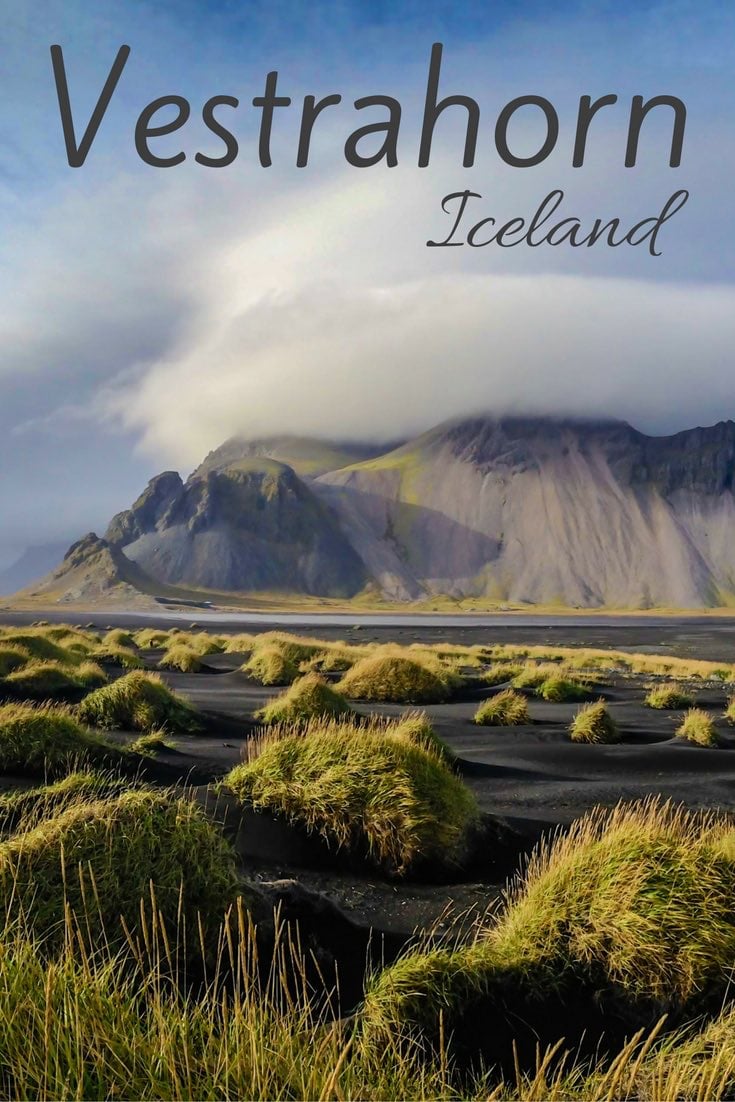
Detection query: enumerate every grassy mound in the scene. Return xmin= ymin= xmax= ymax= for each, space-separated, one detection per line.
xmin=537 ymin=676 xmax=591 ymax=702
xmin=361 ymin=800 xmax=735 ymax=1063
xmin=0 ymin=789 xmax=240 ymax=944
xmin=569 ymin=700 xmax=619 ymax=744
xmin=676 ymin=707 xmax=719 ymax=747
xmin=0 ymin=703 xmax=119 ymax=773
xmin=0 ymin=645 xmax=30 ymax=677
xmin=224 ymin=728 xmax=477 ymax=875
xmin=255 ymin=673 xmax=353 ymax=724
xmin=92 ymin=643 xmax=144 ymax=669
xmin=474 ymin=689 xmax=529 ymax=726
xmin=77 ymin=672 xmax=201 ymax=734
xmin=245 ymin=646 xmax=299 ymax=686
xmin=336 ymin=654 xmax=450 ymax=704
xmin=645 ymin=683 xmax=694 ymax=709
xmin=2 ymin=659 xmax=107 ymax=698
xmin=158 ymin=645 xmax=204 ymax=673
xmin=726 ymin=696 xmax=735 ymax=725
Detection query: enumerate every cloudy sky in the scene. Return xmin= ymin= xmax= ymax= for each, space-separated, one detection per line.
xmin=0 ymin=0 xmax=733 ymax=564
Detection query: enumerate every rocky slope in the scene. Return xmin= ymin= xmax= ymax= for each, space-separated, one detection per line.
xmin=17 ymin=533 xmax=160 ymax=606
xmin=22 ymin=416 xmax=735 ymax=608
xmin=316 ymin=417 xmax=735 ymax=606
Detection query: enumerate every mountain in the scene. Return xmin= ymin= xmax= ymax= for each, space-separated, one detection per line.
xmin=0 ymin=541 xmax=70 ymax=596
xmin=21 ymin=417 xmax=735 ymax=609
xmin=17 ymin=533 xmax=161 ymax=605
xmin=104 ymin=460 xmax=368 ymax=597
xmin=315 ymin=417 xmax=735 ymax=606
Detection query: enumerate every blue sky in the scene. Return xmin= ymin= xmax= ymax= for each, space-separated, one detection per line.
xmin=0 ymin=0 xmax=733 ymax=562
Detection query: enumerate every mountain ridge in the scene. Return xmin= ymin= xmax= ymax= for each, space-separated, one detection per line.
xmin=17 ymin=415 xmax=735 ymax=609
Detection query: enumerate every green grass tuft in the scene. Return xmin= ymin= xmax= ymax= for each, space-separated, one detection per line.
xmin=2 ymin=659 xmax=107 ymax=698
xmin=129 ymin=731 xmax=175 ymax=756
xmin=0 ymin=702 xmax=121 ymax=773
xmin=676 ymin=707 xmax=719 ymax=747
xmin=77 ymin=671 xmax=201 ymax=734
xmin=158 ymin=645 xmax=204 ymax=673
xmin=537 ymin=676 xmax=591 ymax=702
xmin=474 ymin=689 xmax=530 ymax=726
xmin=245 ymin=645 xmax=299 ymax=686
xmin=0 ymin=789 xmax=241 ymax=945
xmin=482 ymin=662 xmax=523 ymax=686
xmin=0 ymin=771 xmax=132 ymax=836
xmin=569 ymin=700 xmax=619 ymax=744
xmin=224 ymin=727 xmax=477 ymax=875
xmin=91 ymin=643 xmax=145 ymax=669
xmin=336 ymin=654 xmax=450 ymax=704
xmin=645 ymin=683 xmax=694 ymax=710
xmin=255 ymin=673 xmax=353 ymax=724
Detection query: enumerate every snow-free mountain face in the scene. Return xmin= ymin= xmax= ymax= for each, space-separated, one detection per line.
xmin=21 ymin=416 xmax=735 ymax=608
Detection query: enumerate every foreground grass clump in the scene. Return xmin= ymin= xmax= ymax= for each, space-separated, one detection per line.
xmin=569 ymin=700 xmax=619 ymax=744
xmin=725 ymin=696 xmax=735 ymax=725
xmin=361 ymin=800 xmax=735 ymax=1067
xmin=255 ymin=673 xmax=353 ymax=724
xmin=337 ymin=654 xmax=451 ymax=704
xmin=676 ymin=708 xmax=719 ymax=747
xmin=0 ymin=771 xmax=131 ymax=835
xmin=0 ymin=703 xmax=119 ymax=773
xmin=0 ymin=789 xmax=240 ymax=943
xmin=77 ymin=671 xmax=201 ymax=734
xmin=158 ymin=644 xmax=204 ymax=673
xmin=2 ymin=658 xmax=107 ymax=699
xmin=245 ymin=645 xmax=299 ymax=686
xmin=537 ymin=676 xmax=591 ymax=703
xmin=225 ymin=728 xmax=476 ymax=875
xmin=645 ymin=682 xmax=694 ymax=710
xmin=474 ymin=689 xmax=529 ymax=726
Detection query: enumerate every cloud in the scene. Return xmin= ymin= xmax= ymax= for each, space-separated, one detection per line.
xmin=104 ymin=263 xmax=735 ymax=464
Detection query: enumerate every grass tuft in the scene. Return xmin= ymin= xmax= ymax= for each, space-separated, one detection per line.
xmin=158 ymin=644 xmax=204 ymax=673
xmin=569 ymin=700 xmax=619 ymax=744
xmin=77 ymin=671 xmax=201 ymax=734
xmin=645 ymin=683 xmax=694 ymax=709
xmin=224 ymin=726 xmax=477 ymax=875
xmin=474 ymin=689 xmax=530 ymax=726
xmin=255 ymin=673 xmax=353 ymax=724
xmin=676 ymin=708 xmax=719 ymax=747
xmin=245 ymin=645 xmax=299 ymax=686
xmin=337 ymin=654 xmax=451 ymax=704
xmin=537 ymin=676 xmax=591 ymax=702
xmin=0 ymin=702 xmax=120 ymax=773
